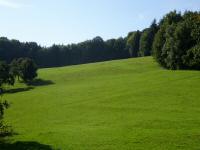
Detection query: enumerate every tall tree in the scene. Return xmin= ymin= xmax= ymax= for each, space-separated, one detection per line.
xmin=127 ymin=30 xmax=141 ymax=57
xmin=139 ymin=28 xmax=151 ymax=56
xmin=139 ymin=20 xmax=158 ymax=56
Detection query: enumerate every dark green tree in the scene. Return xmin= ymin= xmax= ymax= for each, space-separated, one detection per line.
xmin=153 ymin=10 xmax=200 ymax=70
xmin=18 ymin=58 xmax=38 ymax=83
xmin=0 ymin=61 xmax=15 ymax=87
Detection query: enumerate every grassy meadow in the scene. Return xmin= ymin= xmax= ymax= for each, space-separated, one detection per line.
xmin=2 ymin=57 xmax=200 ymax=150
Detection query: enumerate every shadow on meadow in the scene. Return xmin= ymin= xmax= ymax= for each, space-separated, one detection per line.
xmin=4 ymin=78 xmax=54 ymax=94
xmin=27 ymin=78 xmax=54 ymax=86
xmin=0 ymin=133 xmax=56 ymax=150
xmin=0 ymin=141 xmax=54 ymax=150
xmin=5 ymin=87 xmax=34 ymax=94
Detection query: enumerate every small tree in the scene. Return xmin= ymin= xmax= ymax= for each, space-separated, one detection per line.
xmin=127 ymin=30 xmax=141 ymax=57
xmin=18 ymin=58 xmax=38 ymax=83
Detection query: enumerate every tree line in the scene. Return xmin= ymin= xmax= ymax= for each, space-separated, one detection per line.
xmin=0 ymin=21 xmax=158 ymax=68
xmin=0 ymin=10 xmax=199 ymax=70
xmin=0 ymin=36 xmax=129 ymax=68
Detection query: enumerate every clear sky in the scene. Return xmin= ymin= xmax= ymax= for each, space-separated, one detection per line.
xmin=0 ymin=0 xmax=199 ymax=46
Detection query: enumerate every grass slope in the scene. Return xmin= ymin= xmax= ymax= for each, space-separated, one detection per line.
xmin=3 ymin=57 xmax=200 ymax=150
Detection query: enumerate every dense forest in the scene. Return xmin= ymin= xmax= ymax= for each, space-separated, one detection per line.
xmin=0 ymin=10 xmax=199 ymax=70
xmin=0 ymin=19 xmax=158 ymax=68
xmin=0 ymin=36 xmax=129 ymax=68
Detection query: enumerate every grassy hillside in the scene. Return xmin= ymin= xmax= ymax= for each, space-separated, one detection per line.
xmin=3 ymin=57 xmax=200 ymax=150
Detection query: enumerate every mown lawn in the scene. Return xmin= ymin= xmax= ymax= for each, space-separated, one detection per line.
xmin=3 ymin=57 xmax=200 ymax=150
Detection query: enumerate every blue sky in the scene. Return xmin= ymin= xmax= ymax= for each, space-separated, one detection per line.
xmin=0 ymin=0 xmax=199 ymax=46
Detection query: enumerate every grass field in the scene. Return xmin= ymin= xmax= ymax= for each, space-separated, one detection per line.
xmin=2 ymin=57 xmax=200 ymax=150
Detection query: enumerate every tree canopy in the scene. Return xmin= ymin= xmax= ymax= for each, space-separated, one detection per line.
xmin=153 ymin=11 xmax=200 ymax=70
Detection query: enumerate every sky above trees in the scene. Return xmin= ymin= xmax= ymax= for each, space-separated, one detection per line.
xmin=0 ymin=0 xmax=199 ymax=46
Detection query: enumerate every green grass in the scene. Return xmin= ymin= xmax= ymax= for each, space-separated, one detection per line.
xmin=3 ymin=57 xmax=200 ymax=150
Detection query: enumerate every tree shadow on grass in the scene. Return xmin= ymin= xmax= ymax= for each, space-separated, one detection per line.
xmin=4 ymin=87 xmax=34 ymax=94
xmin=0 ymin=132 xmax=55 ymax=150
xmin=4 ymin=78 xmax=54 ymax=95
xmin=27 ymin=79 xmax=54 ymax=86
xmin=0 ymin=141 xmax=55 ymax=150
xmin=0 ymin=125 xmax=57 ymax=150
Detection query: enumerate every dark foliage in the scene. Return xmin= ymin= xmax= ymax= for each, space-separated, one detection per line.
xmin=18 ymin=58 xmax=38 ymax=83
xmin=0 ymin=36 xmax=129 ymax=68
xmin=10 ymin=58 xmax=38 ymax=83
xmin=0 ymin=62 xmax=14 ymax=87
xmin=153 ymin=10 xmax=200 ymax=70
xmin=139 ymin=19 xmax=158 ymax=56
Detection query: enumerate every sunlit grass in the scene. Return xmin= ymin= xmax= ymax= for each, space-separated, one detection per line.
xmin=4 ymin=57 xmax=200 ymax=150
